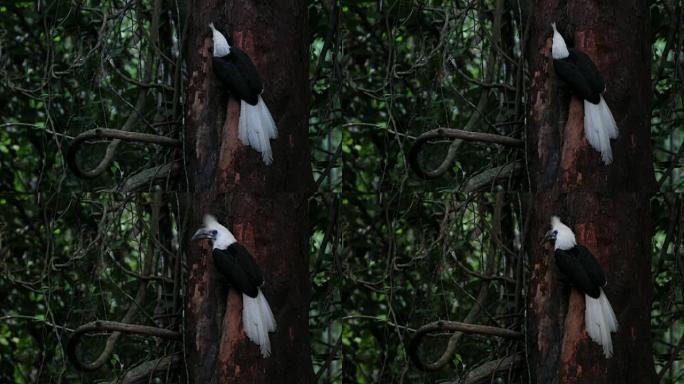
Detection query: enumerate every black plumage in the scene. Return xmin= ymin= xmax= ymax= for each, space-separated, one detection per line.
xmin=553 ymin=49 xmax=605 ymax=104
xmin=555 ymin=244 xmax=606 ymax=298
xmin=213 ymin=242 xmax=264 ymax=298
xmin=212 ymin=47 xmax=263 ymax=106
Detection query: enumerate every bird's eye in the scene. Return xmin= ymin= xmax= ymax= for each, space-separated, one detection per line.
xmin=211 ymin=230 xmax=218 ymax=236
xmin=553 ymin=230 xmax=558 ymax=234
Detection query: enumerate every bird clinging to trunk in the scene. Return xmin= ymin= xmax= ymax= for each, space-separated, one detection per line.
xmin=209 ymin=23 xmax=278 ymax=165
xmin=543 ymin=216 xmax=618 ymax=358
xmin=192 ymin=214 xmax=277 ymax=357
xmin=551 ymin=23 xmax=618 ymax=165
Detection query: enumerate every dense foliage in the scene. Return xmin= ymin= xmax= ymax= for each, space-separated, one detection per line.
xmin=0 ymin=0 xmax=341 ymax=382
xmin=338 ymin=0 xmax=683 ymax=383
xmin=0 ymin=0 xmax=682 ymax=383
xmin=0 ymin=0 xmax=182 ymax=191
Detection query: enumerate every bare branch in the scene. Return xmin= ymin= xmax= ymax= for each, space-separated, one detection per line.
xmin=114 ymin=352 xmax=182 ymax=384
xmin=66 ymin=128 xmax=180 ymax=179
xmin=461 ymin=353 xmax=523 ymax=384
xmin=464 ymin=161 xmax=522 ymax=192
xmin=408 ymin=320 xmax=522 ymax=371
xmin=119 ymin=161 xmax=182 ymax=192
xmin=408 ymin=128 xmax=523 ymax=179
xmin=67 ymin=320 xmax=180 ymax=372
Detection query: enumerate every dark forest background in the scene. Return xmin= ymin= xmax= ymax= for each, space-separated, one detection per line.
xmin=1 ymin=0 xmax=682 ymax=383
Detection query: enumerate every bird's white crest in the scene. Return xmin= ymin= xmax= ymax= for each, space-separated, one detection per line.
xmin=550 ymin=216 xmax=576 ymax=250
xmin=203 ymin=214 xmax=236 ymax=249
xmin=209 ymin=23 xmax=231 ymax=57
xmin=551 ymin=23 xmax=570 ymax=59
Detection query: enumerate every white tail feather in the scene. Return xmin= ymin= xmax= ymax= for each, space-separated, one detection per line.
xmin=242 ymin=289 xmax=277 ymax=358
xmin=585 ymin=289 xmax=618 ymax=358
xmin=583 ymin=98 xmax=618 ymax=165
xmin=599 ymin=96 xmax=618 ymax=139
xmin=238 ymin=96 xmax=278 ymax=165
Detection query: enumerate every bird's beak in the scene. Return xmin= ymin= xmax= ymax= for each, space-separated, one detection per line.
xmin=540 ymin=230 xmax=556 ymax=245
xmin=191 ymin=228 xmax=216 ymax=241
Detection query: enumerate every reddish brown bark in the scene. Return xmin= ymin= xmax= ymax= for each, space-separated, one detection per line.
xmin=526 ymin=1 xmax=656 ymax=383
xmin=528 ymin=194 xmax=655 ymax=384
xmin=183 ymin=1 xmax=314 ymax=383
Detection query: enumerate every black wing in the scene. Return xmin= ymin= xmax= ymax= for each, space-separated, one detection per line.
xmin=226 ymin=242 xmax=264 ymax=287
xmin=573 ymin=244 xmax=606 ymax=289
xmin=229 ymin=47 xmax=263 ymax=100
xmin=555 ymin=248 xmax=601 ymax=298
xmin=212 ymin=56 xmax=259 ymax=105
xmin=569 ymin=49 xmax=605 ymax=96
xmin=553 ymin=57 xmax=601 ymax=104
xmin=213 ymin=244 xmax=263 ymax=297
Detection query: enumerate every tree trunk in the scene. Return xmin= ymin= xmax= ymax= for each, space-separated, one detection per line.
xmin=182 ymin=1 xmax=314 ymax=383
xmin=526 ymin=1 xmax=656 ymax=383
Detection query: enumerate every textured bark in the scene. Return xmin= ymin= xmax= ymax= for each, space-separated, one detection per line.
xmin=527 ymin=2 xmax=655 ymax=191
xmin=183 ymin=1 xmax=314 ymax=383
xmin=526 ymin=1 xmax=656 ymax=383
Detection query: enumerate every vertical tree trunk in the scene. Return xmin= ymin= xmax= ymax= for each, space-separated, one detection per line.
xmin=183 ymin=1 xmax=314 ymax=383
xmin=526 ymin=1 xmax=656 ymax=383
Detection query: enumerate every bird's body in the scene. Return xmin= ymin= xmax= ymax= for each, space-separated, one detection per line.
xmin=213 ymin=242 xmax=264 ymax=298
xmin=212 ymin=48 xmax=263 ymax=106
xmin=545 ymin=216 xmax=618 ymax=358
xmin=554 ymin=244 xmax=605 ymax=298
xmin=553 ymin=49 xmax=605 ymax=104
xmin=209 ymin=23 xmax=277 ymax=165
xmin=551 ymin=23 xmax=618 ymax=164
xmin=192 ymin=215 xmax=276 ymax=358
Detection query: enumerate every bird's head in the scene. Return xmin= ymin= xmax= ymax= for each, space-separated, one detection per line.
xmin=209 ymin=23 xmax=231 ymax=57
xmin=551 ymin=22 xmax=570 ymax=60
xmin=191 ymin=214 xmax=236 ymax=250
xmin=543 ymin=216 xmax=577 ymax=250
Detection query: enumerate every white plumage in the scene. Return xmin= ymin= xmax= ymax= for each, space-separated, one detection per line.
xmin=209 ymin=23 xmax=230 ymax=57
xmin=551 ymin=23 xmax=569 ymax=59
xmin=238 ymin=96 xmax=278 ymax=165
xmin=584 ymin=96 xmax=618 ymax=164
xmin=585 ymin=288 xmax=619 ymax=358
xmin=242 ymin=289 xmax=277 ymax=358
